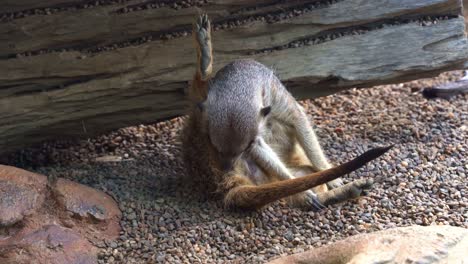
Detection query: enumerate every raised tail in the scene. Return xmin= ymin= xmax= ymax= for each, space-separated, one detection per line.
xmin=225 ymin=145 xmax=393 ymax=210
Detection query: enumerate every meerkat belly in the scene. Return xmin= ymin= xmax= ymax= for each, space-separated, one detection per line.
xmin=242 ymin=118 xmax=298 ymax=184
xmin=241 ymin=157 xmax=269 ymax=185
xmin=263 ymin=118 xmax=296 ymax=161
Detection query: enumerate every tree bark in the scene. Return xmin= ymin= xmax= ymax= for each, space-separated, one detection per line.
xmin=0 ymin=0 xmax=467 ymax=153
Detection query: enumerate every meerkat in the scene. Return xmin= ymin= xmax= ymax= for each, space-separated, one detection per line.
xmin=182 ymin=14 xmax=392 ymax=211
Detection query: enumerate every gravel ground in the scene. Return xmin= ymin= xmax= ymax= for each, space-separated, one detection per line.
xmin=2 ymin=71 xmax=467 ymax=263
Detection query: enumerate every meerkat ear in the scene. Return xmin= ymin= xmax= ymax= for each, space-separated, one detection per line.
xmin=260 ymin=106 xmax=271 ymax=117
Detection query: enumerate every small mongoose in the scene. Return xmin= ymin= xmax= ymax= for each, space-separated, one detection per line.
xmin=182 ymin=14 xmax=392 ymax=211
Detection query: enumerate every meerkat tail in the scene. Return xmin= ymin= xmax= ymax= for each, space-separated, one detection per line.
xmin=225 ymin=146 xmax=393 ymax=210
xmin=190 ymin=71 xmax=210 ymax=102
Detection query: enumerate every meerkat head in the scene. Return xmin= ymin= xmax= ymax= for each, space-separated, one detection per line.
xmin=198 ymin=94 xmax=271 ymax=171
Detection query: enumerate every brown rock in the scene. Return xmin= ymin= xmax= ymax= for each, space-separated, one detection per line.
xmin=268 ymin=225 xmax=468 ymax=264
xmin=55 ymin=178 xmax=122 ymax=238
xmin=0 ymin=165 xmax=47 ymax=226
xmin=0 ymin=165 xmax=122 ymax=263
xmin=0 ymin=165 xmax=48 ymax=187
xmin=0 ymin=224 xmax=97 ymax=264
xmin=0 ymin=181 xmax=41 ymax=226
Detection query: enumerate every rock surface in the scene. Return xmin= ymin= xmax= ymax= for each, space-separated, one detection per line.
xmin=0 ymin=181 xmax=42 ymax=227
xmin=56 ymin=178 xmax=122 ymax=238
xmin=0 ymin=165 xmax=121 ymax=264
xmin=0 ymin=165 xmax=47 ymax=227
xmin=268 ymin=225 xmax=468 ymax=264
xmin=2 ymin=225 xmax=98 ymax=264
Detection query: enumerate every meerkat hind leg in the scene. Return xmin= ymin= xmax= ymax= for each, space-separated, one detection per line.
xmin=316 ymin=179 xmax=373 ymax=206
xmin=289 ymin=160 xmax=373 ymax=209
xmin=224 ymin=146 xmax=391 ymax=210
xmin=194 ymin=14 xmax=212 ymax=79
xmin=327 ymin=178 xmax=344 ymax=190
xmin=286 ymin=165 xmax=326 ymax=211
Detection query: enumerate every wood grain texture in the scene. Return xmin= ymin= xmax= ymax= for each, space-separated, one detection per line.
xmin=0 ymin=0 xmax=463 ymax=57
xmin=464 ymin=0 xmax=468 ymax=28
xmin=0 ymin=0 xmax=88 ymax=13
xmin=0 ymin=0 xmax=467 ymax=153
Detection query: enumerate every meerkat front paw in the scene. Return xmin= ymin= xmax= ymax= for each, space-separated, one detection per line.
xmin=303 ymin=190 xmax=326 ymax=211
xmin=194 ymin=14 xmax=212 ymax=79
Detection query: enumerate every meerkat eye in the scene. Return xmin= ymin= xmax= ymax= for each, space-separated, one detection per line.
xmin=260 ymin=106 xmax=271 ymax=117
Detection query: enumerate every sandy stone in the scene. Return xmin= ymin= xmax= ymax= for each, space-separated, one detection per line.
xmin=267 ymin=225 xmax=468 ymax=264
xmin=56 ymin=178 xmax=122 ymax=238
xmin=0 ymin=181 xmax=41 ymax=227
xmin=0 ymin=165 xmax=121 ymax=263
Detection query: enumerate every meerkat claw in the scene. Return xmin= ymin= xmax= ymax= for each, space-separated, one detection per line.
xmin=304 ymin=190 xmax=326 ymax=211
xmin=202 ymin=13 xmax=210 ymax=28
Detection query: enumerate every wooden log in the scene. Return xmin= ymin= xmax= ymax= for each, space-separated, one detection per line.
xmin=464 ymin=0 xmax=468 ymax=29
xmin=0 ymin=0 xmax=87 ymax=14
xmin=0 ymin=0 xmax=463 ymax=58
xmin=0 ymin=0 xmax=467 ymax=153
